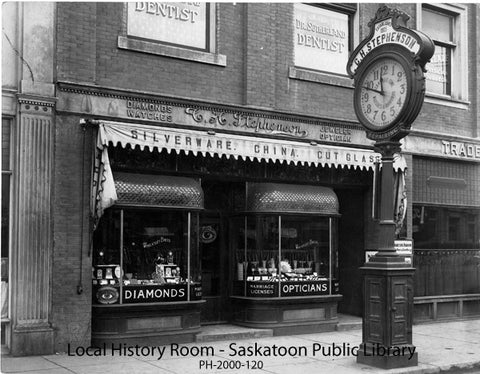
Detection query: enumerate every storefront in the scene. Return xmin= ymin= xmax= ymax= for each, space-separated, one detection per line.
xmin=83 ymin=111 xmax=406 ymax=344
xmin=230 ymin=183 xmax=341 ymax=335
xmin=91 ymin=173 xmax=204 ymax=345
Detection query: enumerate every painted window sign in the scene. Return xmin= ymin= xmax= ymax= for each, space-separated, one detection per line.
xmin=422 ymin=7 xmax=454 ymax=96
xmin=127 ymin=2 xmax=208 ymax=50
xmin=294 ymin=4 xmax=349 ymax=75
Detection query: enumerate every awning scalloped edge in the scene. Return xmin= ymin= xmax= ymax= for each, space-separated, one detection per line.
xmin=100 ymin=121 xmax=406 ymax=172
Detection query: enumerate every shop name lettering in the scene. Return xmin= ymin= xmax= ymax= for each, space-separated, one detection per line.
xmin=284 ymin=283 xmax=327 ymax=293
xmin=185 ymin=108 xmax=308 ymax=138
xmin=131 ymin=130 xmax=233 ymax=150
xmin=143 ymin=237 xmax=171 ymax=249
xmin=249 ymin=282 xmax=328 ymax=296
xmin=129 ymin=130 xmax=377 ymax=163
xmin=126 ymin=100 xmax=173 ymax=122
xmin=316 ymin=151 xmax=379 ymax=164
xmin=351 ymin=21 xmax=418 ymax=71
xmin=442 ymin=140 xmax=480 ymax=159
xmin=124 ymin=287 xmax=185 ymax=300
xmin=319 ymin=125 xmax=352 ymax=143
xmin=134 ymin=2 xmax=201 ymax=23
xmin=67 ymin=342 xmax=416 ymax=360
xmin=295 ymin=19 xmax=346 ymax=53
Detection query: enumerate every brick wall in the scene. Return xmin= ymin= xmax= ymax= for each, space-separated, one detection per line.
xmin=56 ymin=3 xmax=478 ymax=139
xmin=56 ymin=3 xmax=97 ymax=83
xmin=51 ymin=114 xmax=94 ymax=352
xmin=57 ymin=3 xmax=245 ymax=105
xmin=413 ymin=156 xmax=480 ymax=206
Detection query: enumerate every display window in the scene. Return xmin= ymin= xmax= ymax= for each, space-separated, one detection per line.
xmin=92 ymin=173 xmax=203 ymax=305
xmin=232 ymin=183 xmax=340 ymax=298
xmin=413 ymin=205 xmax=480 ymax=249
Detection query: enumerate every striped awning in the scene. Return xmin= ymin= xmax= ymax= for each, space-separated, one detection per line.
xmin=98 ymin=121 xmax=406 ymax=171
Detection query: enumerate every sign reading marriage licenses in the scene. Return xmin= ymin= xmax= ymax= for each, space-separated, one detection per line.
xmin=294 ymin=4 xmax=349 ymax=75
xmin=127 ymin=2 xmax=208 ymax=50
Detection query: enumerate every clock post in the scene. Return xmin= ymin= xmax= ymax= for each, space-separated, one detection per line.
xmin=346 ymin=6 xmax=434 ymax=369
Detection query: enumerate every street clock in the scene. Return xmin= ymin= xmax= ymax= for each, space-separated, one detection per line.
xmin=347 ymin=6 xmax=434 ymax=141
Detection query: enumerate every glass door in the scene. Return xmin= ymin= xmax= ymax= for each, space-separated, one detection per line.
xmin=200 ymin=214 xmax=228 ymax=324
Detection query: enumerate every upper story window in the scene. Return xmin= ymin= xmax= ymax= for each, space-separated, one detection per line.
xmin=419 ymin=4 xmax=468 ymax=102
xmin=119 ymin=2 xmax=226 ymax=66
xmin=293 ymin=4 xmax=355 ymax=76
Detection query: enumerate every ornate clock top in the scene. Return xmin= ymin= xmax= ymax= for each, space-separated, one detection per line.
xmin=368 ymin=6 xmax=410 ymax=28
xmin=346 ymin=5 xmax=435 ymax=141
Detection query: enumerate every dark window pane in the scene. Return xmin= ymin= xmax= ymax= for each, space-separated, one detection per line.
xmin=1 ymin=175 xmax=9 ymax=260
xmin=413 ymin=205 xmax=480 ymax=249
xmin=2 ymin=119 xmax=10 ymax=171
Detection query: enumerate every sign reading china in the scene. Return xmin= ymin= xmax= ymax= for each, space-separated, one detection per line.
xmin=294 ymin=4 xmax=349 ymax=75
xmin=127 ymin=2 xmax=208 ymax=50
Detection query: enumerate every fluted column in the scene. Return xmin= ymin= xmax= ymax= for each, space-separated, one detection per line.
xmin=10 ymin=98 xmax=55 ymax=355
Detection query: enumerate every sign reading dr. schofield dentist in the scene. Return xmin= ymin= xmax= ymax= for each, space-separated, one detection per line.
xmin=294 ymin=4 xmax=349 ymax=75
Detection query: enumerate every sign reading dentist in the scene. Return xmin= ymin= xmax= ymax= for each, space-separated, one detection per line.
xmin=294 ymin=4 xmax=349 ymax=75
xmin=127 ymin=2 xmax=208 ymax=50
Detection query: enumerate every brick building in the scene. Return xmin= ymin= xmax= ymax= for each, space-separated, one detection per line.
xmin=2 ymin=2 xmax=479 ymax=356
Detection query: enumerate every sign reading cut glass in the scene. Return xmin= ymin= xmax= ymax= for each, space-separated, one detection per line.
xmin=127 ymin=2 xmax=208 ymax=50
xmin=346 ymin=6 xmax=434 ymax=141
xmin=294 ymin=4 xmax=349 ymax=75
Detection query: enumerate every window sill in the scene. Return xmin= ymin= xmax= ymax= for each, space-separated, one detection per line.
xmin=425 ymin=93 xmax=470 ymax=110
xmin=118 ymin=36 xmax=227 ymax=67
xmin=288 ymin=67 xmax=353 ymax=88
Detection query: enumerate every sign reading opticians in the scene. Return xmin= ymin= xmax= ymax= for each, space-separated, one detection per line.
xmin=127 ymin=2 xmax=208 ymax=50
xmin=294 ymin=4 xmax=349 ymax=75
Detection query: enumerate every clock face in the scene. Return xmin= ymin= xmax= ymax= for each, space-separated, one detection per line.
xmin=356 ymin=57 xmax=409 ymax=130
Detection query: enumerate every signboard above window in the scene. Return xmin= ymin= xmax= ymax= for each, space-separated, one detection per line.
xmin=119 ymin=3 xmax=225 ymax=66
xmin=127 ymin=2 xmax=209 ymax=51
xmin=294 ymin=4 xmax=350 ymax=76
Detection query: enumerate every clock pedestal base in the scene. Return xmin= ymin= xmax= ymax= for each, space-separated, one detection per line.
xmin=357 ymin=139 xmax=417 ymax=369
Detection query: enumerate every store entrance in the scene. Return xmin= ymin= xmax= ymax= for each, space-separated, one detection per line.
xmin=200 ymin=213 xmax=228 ymax=324
xmin=336 ymin=188 xmax=366 ymax=316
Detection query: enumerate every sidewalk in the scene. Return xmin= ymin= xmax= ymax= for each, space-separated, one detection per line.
xmin=2 ymin=319 xmax=480 ymax=374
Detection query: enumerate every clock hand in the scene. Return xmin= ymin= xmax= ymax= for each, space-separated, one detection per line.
xmin=380 ymin=76 xmax=384 ymax=95
xmin=362 ymin=86 xmax=383 ymax=95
